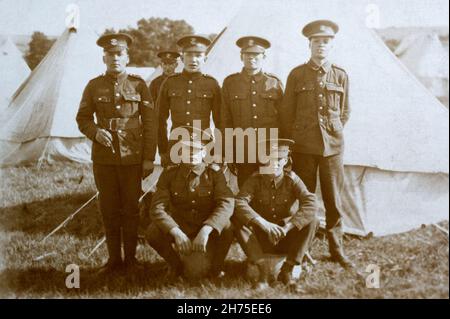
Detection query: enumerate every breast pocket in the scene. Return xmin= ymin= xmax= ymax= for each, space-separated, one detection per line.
xmin=260 ymin=91 xmax=279 ymax=118
xmin=122 ymin=93 xmax=141 ymax=116
xmin=325 ymin=83 xmax=344 ymax=111
xmin=168 ymin=89 xmax=184 ymax=111
xmin=196 ymin=90 xmax=213 ymax=113
xmin=94 ymin=96 xmax=112 ymax=116
xmin=294 ymin=82 xmax=315 ymax=113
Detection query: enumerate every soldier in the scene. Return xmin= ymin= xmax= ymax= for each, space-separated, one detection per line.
xmin=146 ymin=126 xmax=235 ymax=279
xmin=157 ymin=35 xmax=221 ymax=167
xmin=76 ymin=33 xmax=158 ymax=275
xmin=149 ymin=50 xmax=180 ymax=102
xmin=234 ymin=139 xmax=318 ymax=289
xmin=221 ymin=36 xmax=284 ymax=187
xmin=280 ymin=20 xmax=353 ymax=268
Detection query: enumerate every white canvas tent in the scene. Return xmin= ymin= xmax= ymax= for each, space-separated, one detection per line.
xmin=203 ymin=0 xmax=449 ymax=236
xmin=0 ymin=26 xmax=105 ymax=166
xmin=395 ymin=32 xmax=449 ymax=107
xmin=0 ymin=36 xmax=30 ymax=109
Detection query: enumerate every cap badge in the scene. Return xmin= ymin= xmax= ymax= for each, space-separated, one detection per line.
xmin=110 ymin=38 xmax=118 ymax=45
xmin=190 ymin=38 xmax=197 ymax=45
xmin=248 ymin=39 xmax=254 ymax=46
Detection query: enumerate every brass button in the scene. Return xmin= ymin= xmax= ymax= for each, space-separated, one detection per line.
xmin=319 ymin=94 xmax=323 ymax=98
xmin=192 ymin=200 xmax=196 ymax=204
xmin=188 ymin=80 xmax=193 ymax=84
xmin=253 ymin=115 xmax=257 ymax=119
xmin=187 ymin=101 xmax=191 ymax=104
xmin=115 ymin=93 xmax=120 ymax=97
xmin=190 ymin=189 xmax=195 ymax=192
xmin=186 ymin=123 xmax=190 ymax=126
xmin=252 ymin=91 xmax=256 ymax=95
xmin=115 ymin=105 xmax=120 ymax=109
xmin=186 ymin=111 xmax=190 ymax=115
xmin=188 ymin=89 xmax=192 ymax=93
xmin=252 ymin=103 xmax=256 ymax=107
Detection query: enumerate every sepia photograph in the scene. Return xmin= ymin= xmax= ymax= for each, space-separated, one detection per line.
xmin=0 ymin=0 xmax=448 ymax=302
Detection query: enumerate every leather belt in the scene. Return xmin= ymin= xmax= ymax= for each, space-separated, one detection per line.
xmin=98 ymin=117 xmax=141 ymax=131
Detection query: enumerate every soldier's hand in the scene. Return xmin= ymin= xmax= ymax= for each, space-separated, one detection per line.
xmin=142 ymin=160 xmax=154 ymax=178
xmin=255 ymin=217 xmax=286 ymax=245
xmin=192 ymin=225 xmax=213 ymax=252
xmin=160 ymin=153 xmax=170 ymax=168
xmin=170 ymin=227 xmax=192 ymax=255
xmin=95 ymin=129 xmax=113 ymax=148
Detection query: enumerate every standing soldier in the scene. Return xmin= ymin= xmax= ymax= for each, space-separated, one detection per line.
xmin=76 ymin=33 xmax=158 ymax=275
xmin=146 ymin=126 xmax=235 ymax=279
xmin=149 ymin=50 xmax=180 ymax=102
xmin=280 ymin=20 xmax=353 ymax=268
xmin=221 ymin=36 xmax=283 ymax=187
xmin=234 ymin=139 xmax=318 ymax=290
xmin=157 ymin=35 xmax=221 ymax=167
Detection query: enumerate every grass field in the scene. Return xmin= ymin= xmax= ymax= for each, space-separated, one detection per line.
xmin=0 ymin=162 xmax=448 ymax=298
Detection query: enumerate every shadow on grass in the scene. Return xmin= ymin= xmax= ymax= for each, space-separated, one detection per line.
xmin=0 ymin=191 xmax=104 ymax=238
xmin=0 ymin=260 xmax=249 ymax=297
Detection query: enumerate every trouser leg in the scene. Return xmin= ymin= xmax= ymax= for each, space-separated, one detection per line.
xmin=207 ymin=223 xmax=234 ymax=273
xmin=318 ymin=153 xmax=345 ymax=257
xmin=119 ymin=164 xmax=142 ymax=262
xmin=93 ymin=164 xmax=122 ymax=264
xmin=291 ymin=153 xmax=319 ymax=193
xmin=277 ymin=218 xmax=320 ymax=264
xmin=146 ymin=223 xmax=182 ymax=271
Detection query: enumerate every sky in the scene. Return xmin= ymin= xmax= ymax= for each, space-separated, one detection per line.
xmin=0 ymin=0 xmax=448 ymax=37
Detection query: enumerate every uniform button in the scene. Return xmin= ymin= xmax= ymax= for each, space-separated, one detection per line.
xmin=115 ymin=105 xmax=120 ymax=109
xmin=234 ymin=96 xmax=238 ymax=98
xmin=186 ymin=111 xmax=190 ymax=115
xmin=302 ymin=87 xmax=306 ymax=90
xmin=252 ymin=103 xmax=256 ymax=107
xmin=203 ymin=94 xmax=207 ymax=97
xmin=116 ymin=93 xmax=120 ymax=97
xmin=273 ymin=214 xmax=277 ymax=218
xmin=252 ymin=91 xmax=256 ymax=95
xmin=186 ymin=123 xmax=190 ymax=126
xmin=319 ymin=94 xmax=323 ymax=98
xmin=272 ymin=196 xmax=275 ymax=199
xmin=174 ymin=192 xmax=178 ymax=195
xmin=192 ymin=200 xmax=196 ymax=204
xmin=320 ymin=81 xmax=324 ymax=86
xmin=190 ymin=189 xmax=195 ymax=192
xmin=187 ymin=89 xmax=192 ymax=93
xmin=188 ymin=80 xmax=193 ymax=84
xmin=271 ymin=208 xmax=275 ymax=211
xmin=251 ymin=80 xmax=255 ymax=84
xmin=187 ymin=101 xmax=191 ymax=104
xmin=319 ymin=107 xmax=323 ymax=110
xmin=118 ymin=130 xmax=122 ymax=133
xmin=320 ymin=119 xmax=324 ymax=122
xmin=114 ymin=82 xmax=118 ymax=86
xmin=253 ymin=115 xmax=257 ymax=119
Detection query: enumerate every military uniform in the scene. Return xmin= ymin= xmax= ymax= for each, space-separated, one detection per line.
xmin=76 ymin=33 xmax=158 ymax=269
xmin=149 ymin=51 xmax=180 ymax=102
xmin=235 ymin=167 xmax=318 ymax=265
xmin=147 ymin=162 xmax=235 ymax=275
xmin=221 ymin=36 xmax=284 ymax=187
xmin=280 ymin=20 xmax=351 ymax=262
xmin=157 ymin=35 xmax=221 ymax=159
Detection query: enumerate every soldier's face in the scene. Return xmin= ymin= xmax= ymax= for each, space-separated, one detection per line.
xmin=103 ymin=49 xmax=129 ymax=74
xmin=180 ymin=147 xmax=206 ymax=165
xmin=309 ymin=37 xmax=334 ymax=60
xmin=241 ymin=52 xmax=265 ymax=71
xmin=259 ymin=157 xmax=288 ymax=177
xmin=162 ymin=62 xmax=178 ymax=75
xmin=182 ymin=52 xmax=206 ymax=73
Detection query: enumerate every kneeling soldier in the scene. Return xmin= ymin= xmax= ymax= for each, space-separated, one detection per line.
xmin=147 ymin=127 xmax=235 ymax=279
xmin=234 ymin=139 xmax=319 ymax=289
